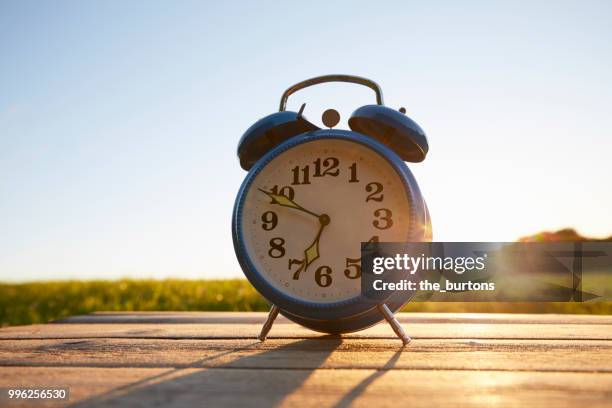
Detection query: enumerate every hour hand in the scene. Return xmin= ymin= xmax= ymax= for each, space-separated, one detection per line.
xmin=289 ymin=228 xmax=321 ymax=280
xmin=258 ymin=188 xmax=320 ymax=218
xmin=303 ymin=224 xmax=323 ymax=270
xmin=290 ymin=215 xmax=330 ymax=279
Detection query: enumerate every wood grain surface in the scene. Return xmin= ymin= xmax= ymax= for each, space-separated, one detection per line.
xmin=0 ymin=312 xmax=610 ymax=407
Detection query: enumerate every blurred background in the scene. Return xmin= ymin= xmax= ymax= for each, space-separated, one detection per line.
xmin=1 ymin=0 xmax=611 ymax=325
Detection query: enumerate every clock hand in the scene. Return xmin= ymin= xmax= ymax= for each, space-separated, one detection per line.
xmin=292 ymin=214 xmax=331 ymax=279
xmin=258 ymin=188 xmax=321 ymax=218
xmin=304 ymin=224 xmax=324 ymax=269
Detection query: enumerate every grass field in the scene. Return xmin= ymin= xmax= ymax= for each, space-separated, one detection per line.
xmin=1 ymin=279 xmax=610 ymax=327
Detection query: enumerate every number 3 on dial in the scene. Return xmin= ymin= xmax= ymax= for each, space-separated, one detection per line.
xmin=373 ymin=208 xmax=393 ymax=229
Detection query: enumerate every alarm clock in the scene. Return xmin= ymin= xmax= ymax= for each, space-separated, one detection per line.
xmin=232 ymin=75 xmax=431 ymax=344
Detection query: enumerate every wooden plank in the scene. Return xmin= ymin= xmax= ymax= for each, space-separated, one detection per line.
xmin=0 ymin=367 xmax=611 ymax=408
xmin=1 ymin=313 xmax=611 ymax=407
xmin=54 ymin=311 xmax=612 ymax=325
xmin=1 ymin=322 xmax=611 ymax=340
xmin=0 ymin=338 xmax=611 ymax=372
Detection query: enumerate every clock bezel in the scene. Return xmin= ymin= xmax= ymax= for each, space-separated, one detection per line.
xmin=232 ymin=129 xmax=427 ymax=322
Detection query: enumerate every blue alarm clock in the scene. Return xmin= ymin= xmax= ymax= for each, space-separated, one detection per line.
xmin=232 ymin=75 xmax=431 ymax=344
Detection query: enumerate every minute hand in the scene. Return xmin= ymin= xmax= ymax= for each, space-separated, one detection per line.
xmin=258 ymin=189 xmax=320 ymax=218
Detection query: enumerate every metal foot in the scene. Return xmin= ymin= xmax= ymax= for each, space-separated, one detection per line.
xmin=258 ymin=304 xmax=280 ymax=342
xmin=378 ymin=303 xmax=411 ymax=345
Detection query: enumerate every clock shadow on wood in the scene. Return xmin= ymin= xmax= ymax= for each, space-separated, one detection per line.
xmin=72 ymin=337 xmax=401 ymax=407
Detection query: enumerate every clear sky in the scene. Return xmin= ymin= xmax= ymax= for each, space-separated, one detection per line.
xmin=1 ymin=1 xmax=611 ymax=282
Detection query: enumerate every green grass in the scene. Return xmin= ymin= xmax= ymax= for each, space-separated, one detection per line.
xmin=0 ymin=279 xmax=267 ymax=327
xmin=0 ymin=279 xmax=610 ymax=327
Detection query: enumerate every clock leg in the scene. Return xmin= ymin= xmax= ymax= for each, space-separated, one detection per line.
xmin=258 ymin=304 xmax=280 ymax=342
xmin=378 ymin=303 xmax=411 ymax=345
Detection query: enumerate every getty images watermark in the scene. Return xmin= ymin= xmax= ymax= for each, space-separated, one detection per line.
xmin=360 ymin=242 xmax=612 ymax=302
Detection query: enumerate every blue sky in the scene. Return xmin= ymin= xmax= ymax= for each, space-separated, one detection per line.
xmin=1 ymin=0 xmax=611 ymax=282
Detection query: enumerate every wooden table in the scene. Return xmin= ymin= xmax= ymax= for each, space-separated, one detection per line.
xmin=0 ymin=312 xmax=611 ymax=407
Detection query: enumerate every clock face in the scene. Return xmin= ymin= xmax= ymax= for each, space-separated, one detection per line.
xmin=239 ymin=137 xmax=413 ymax=304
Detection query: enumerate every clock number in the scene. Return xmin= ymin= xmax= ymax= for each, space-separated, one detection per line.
xmin=313 ymin=157 xmax=339 ymax=177
xmin=315 ymin=265 xmax=333 ymax=287
xmin=291 ymin=165 xmax=311 ymax=185
xmin=261 ymin=211 xmax=278 ymax=231
xmin=348 ymin=163 xmax=359 ymax=183
xmin=270 ymin=185 xmax=295 ymax=200
xmin=364 ymin=235 xmax=380 ymax=250
xmin=346 ymin=236 xmax=379 ymax=279
xmin=365 ymin=182 xmax=384 ymax=202
xmin=288 ymin=258 xmax=305 ymax=280
xmin=373 ymin=209 xmax=393 ymax=230
xmin=344 ymin=258 xmax=361 ymax=279
xmin=268 ymin=237 xmax=285 ymax=258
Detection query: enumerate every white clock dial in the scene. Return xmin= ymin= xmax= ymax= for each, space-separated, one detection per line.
xmin=240 ymin=138 xmax=412 ymax=303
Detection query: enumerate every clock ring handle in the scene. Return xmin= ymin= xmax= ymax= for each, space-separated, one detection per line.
xmin=279 ymin=74 xmax=384 ymax=111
